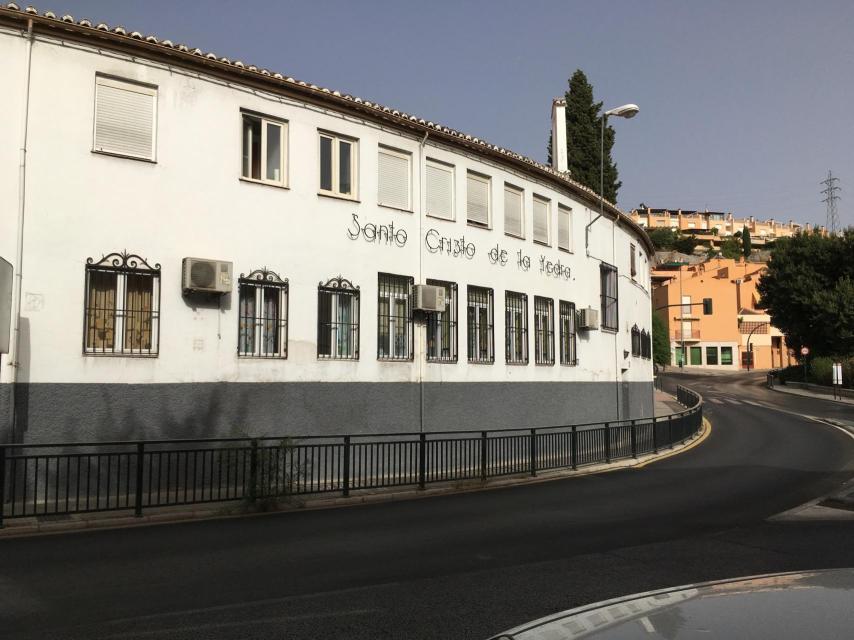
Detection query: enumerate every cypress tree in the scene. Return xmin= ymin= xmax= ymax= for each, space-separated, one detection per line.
xmin=742 ymin=225 xmax=752 ymax=258
xmin=551 ymin=70 xmax=621 ymax=202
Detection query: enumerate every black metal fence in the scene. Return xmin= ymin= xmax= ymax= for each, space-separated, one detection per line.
xmin=0 ymin=386 xmax=702 ymax=526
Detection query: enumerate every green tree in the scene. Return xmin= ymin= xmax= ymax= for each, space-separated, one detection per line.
xmin=652 ymin=313 xmax=671 ymax=368
xmin=646 ymin=227 xmax=677 ymax=250
xmin=757 ymin=229 xmax=854 ymax=356
xmin=673 ymin=234 xmax=697 ymax=254
xmin=742 ymin=225 xmax=752 ymax=258
xmin=719 ymin=234 xmax=742 ymax=259
xmin=549 ymin=70 xmax=621 ymax=202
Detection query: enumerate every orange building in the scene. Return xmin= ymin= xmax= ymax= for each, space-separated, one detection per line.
xmin=652 ymin=258 xmax=794 ymax=370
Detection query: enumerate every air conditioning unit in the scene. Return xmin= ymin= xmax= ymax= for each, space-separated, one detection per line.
xmin=412 ymin=284 xmax=446 ymax=312
xmin=182 ymin=258 xmax=233 ymax=294
xmin=578 ymin=307 xmax=599 ymax=330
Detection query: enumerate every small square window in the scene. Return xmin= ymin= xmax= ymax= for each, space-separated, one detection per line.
xmin=426 ymin=159 xmax=454 ymax=220
xmin=466 ymin=171 xmax=490 ymax=227
xmin=318 ymin=131 xmax=358 ymax=199
xmin=241 ymin=112 xmax=288 ymax=187
xmin=533 ymin=196 xmax=550 ymax=245
xmin=378 ymin=146 xmax=411 ymax=210
xmin=504 ymin=184 xmax=524 ymax=238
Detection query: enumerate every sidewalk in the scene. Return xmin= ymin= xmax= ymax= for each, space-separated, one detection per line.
xmin=770 ymin=383 xmax=854 ymax=406
xmin=655 ymin=390 xmax=684 ymax=416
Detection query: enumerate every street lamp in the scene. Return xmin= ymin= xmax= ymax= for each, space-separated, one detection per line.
xmin=585 ymin=104 xmax=639 ymax=254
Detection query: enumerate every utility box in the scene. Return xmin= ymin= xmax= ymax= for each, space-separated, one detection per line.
xmin=0 ymin=257 xmax=11 ymax=354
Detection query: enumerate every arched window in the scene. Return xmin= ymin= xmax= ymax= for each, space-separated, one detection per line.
xmin=238 ymin=268 xmax=288 ymax=358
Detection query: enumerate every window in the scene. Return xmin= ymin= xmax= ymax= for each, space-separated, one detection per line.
xmin=690 ymin=346 xmax=702 ymax=365
xmin=426 ymin=159 xmax=454 ymax=220
xmin=241 ymin=112 xmax=287 ymax=186
xmin=533 ymin=196 xmax=550 ymax=245
xmin=630 ymin=244 xmax=637 ymax=277
xmin=559 ymin=301 xmax=577 ymax=366
xmin=377 ymin=273 xmax=414 ymax=361
xmin=426 ymin=280 xmax=457 ymax=362
xmin=319 ymin=131 xmax=357 ymax=198
xmin=378 ymin=146 xmax=411 ymax=210
xmin=467 ymin=286 xmax=494 ymax=363
xmin=534 ymin=297 xmax=555 ymax=365
xmin=93 ymin=75 xmax=157 ymax=161
xmin=84 ymin=252 xmax=160 ymax=355
xmin=631 ymin=325 xmax=641 ymax=357
xmin=238 ymin=269 xmax=288 ymax=358
xmin=505 ymin=291 xmax=528 ymax=365
xmin=681 ymin=295 xmax=692 ymax=315
xmin=641 ymin=329 xmax=651 ymax=359
xmin=674 ymin=346 xmax=683 ymax=366
xmin=721 ymin=346 xmax=734 ymax=365
xmin=504 ymin=184 xmax=524 ymax=238
xmin=466 ymin=171 xmax=490 ymax=227
xmin=317 ymin=276 xmax=359 ymax=359
xmin=600 ymin=263 xmax=618 ymax=331
xmin=558 ymin=204 xmax=572 ymax=251
xmin=706 ymin=346 xmax=719 ymax=365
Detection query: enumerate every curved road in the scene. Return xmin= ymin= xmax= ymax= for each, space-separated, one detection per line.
xmin=1 ymin=371 xmax=853 ymax=639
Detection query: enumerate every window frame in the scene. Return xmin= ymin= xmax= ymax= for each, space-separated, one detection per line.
xmin=425 ymin=158 xmax=455 ymax=221
xmin=83 ymin=251 xmax=161 ymax=357
xmin=318 ymin=130 xmax=359 ymax=199
xmin=466 ymin=170 xmax=491 ymax=228
xmin=559 ymin=300 xmax=578 ymax=366
xmin=317 ymin=276 xmax=360 ymax=360
xmin=631 ymin=324 xmax=641 ymax=357
xmin=426 ymin=279 xmax=458 ymax=363
xmin=600 ymin=263 xmax=619 ymax=331
xmin=503 ymin=183 xmax=525 ymax=239
xmin=534 ymin=296 xmax=555 ymax=366
xmin=92 ymin=74 xmax=158 ymax=162
xmin=377 ymin=145 xmax=412 ymax=211
xmin=532 ymin=195 xmax=551 ymax=246
xmin=467 ymin=285 xmax=494 ymax=364
xmin=237 ymin=268 xmax=289 ymax=359
xmin=377 ymin=272 xmax=414 ymax=361
xmin=504 ymin=291 xmax=529 ymax=365
xmin=240 ymin=110 xmax=288 ymax=188
xmin=630 ymin=244 xmax=637 ymax=278
xmin=706 ymin=345 xmax=719 ymax=365
xmin=558 ymin=204 xmax=572 ymax=252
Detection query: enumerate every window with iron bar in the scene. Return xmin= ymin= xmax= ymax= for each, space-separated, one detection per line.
xmin=83 ymin=252 xmax=160 ymax=356
xmin=505 ymin=291 xmax=528 ymax=365
xmin=377 ymin=273 xmax=414 ymax=361
xmin=631 ymin=325 xmax=641 ymax=357
xmin=600 ymin=263 xmax=618 ymax=331
xmin=559 ymin=300 xmax=577 ymax=366
xmin=426 ymin=279 xmax=458 ymax=363
xmin=534 ymin=296 xmax=555 ymax=365
xmin=317 ymin=276 xmax=360 ymax=360
xmin=238 ymin=269 xmax=288 ymax=358
xmin=467 ymin=285 xmax=494 ymax=364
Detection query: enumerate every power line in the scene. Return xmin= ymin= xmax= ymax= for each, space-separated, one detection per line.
xmin=820 ymin=170 xmax=841 ymax=234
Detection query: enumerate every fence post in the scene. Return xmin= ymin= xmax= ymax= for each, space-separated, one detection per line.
xmin=0 ymin=446 xmax=6 ymax=528
xmin=604 ymin=423 xmax=611 ymax=463
xmin=652 ymin=417 xmax=658 ymax=453
xmin=418 ymin=433 xmax=426 ymax=490
xmin=668 ymin=417 xmax=674 ymax=449
xmin=630 ymin=420 xmax=637 ymax=458
xmin=134 ymin=442 xmax=145 ymax=518
xmin=571 ymin=426 xmax=578 ymax=470
xmin=249 ymin=438 xmax=259 ymax=502
xmin=480 ymin=431 xmax=488 ymax=482
xmin=342 ymin=436 xmax=351 ymax=497
xmin=530 ymin=429 xmax=537 ymax=477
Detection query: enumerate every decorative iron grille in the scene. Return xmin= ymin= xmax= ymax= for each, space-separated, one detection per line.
xmin=377 ymin=273 xmax=414 ymax=361
xmin=83 ymin=252 xmax=161 ymax=356
xmin=559 ymin=300 xmax=577 ymax=366
xmin=238 ymin=268 xmax=288 ymax=358
xmin=505 ymin=291 xmax=528 ymax=365
xmin=600 ymin=263 xmax=618 ymax=331
xmin=426 ymin=279 xmax=458 ymax=363
xmin=467 ymin=285 xmax=494 ymax=364
xmin=534 ymin=296 xmax=554 ymax=365
xmin=631 ymin=325 xmax=641 ymax=357
xmin=641 ymin=329 xmax=651 ymax=359
xmin=317 ymin=275 xmax=360 ymax=360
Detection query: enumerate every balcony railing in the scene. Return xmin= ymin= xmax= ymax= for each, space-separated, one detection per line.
xmin=672 ymin=330 xmax=700 ymax=341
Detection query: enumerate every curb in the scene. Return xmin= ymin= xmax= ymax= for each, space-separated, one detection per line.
xmin=0 ymin=417 xmax=711 ymax=540
xmin=768 ymin=384 xmax=854 ymax=407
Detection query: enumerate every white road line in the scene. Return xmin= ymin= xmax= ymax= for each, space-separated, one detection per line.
xmin=736 ymin=399 xmax=854 ymax=442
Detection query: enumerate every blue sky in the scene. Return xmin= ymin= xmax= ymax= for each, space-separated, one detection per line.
xmin=39 ymin=0 xmax=854 ymax=227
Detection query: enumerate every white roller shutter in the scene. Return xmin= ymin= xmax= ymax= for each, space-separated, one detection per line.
xmin=504 ymin=185 xmax=523 ymax=237
xmin=94 ymin=76 xmax=157 ymax=161
xmin=467 ymin=172 xmax=490 ymax=226
xmin=533 ymin=196 xmax=550 ymax=244
xmin=426 ymin=160 xmax=454 ymax=219
xmin=378 ymin=148 xmax=410 ymax=210
xmin=558 ymin=204 xmax=572 ymax=250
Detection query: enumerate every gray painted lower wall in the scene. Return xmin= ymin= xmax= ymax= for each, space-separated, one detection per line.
xmin=0 ymin=381 xmax=654 ymax=443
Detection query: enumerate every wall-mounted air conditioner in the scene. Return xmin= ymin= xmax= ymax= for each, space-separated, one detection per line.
xmin=182 ymin=257 xmax=233 ymax=294
xmin=578 ymin=307 xmax=599 ymax=330
xmin=412 ymin=284 xmax=446 ymax=312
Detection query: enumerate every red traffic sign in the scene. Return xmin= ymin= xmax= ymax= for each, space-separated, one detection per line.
xmin=800 ymin=347 xmax=810 ymax=356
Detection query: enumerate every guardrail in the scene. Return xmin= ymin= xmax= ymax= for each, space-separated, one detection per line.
xmin=0 ymin=386 xmax=703 ymax=526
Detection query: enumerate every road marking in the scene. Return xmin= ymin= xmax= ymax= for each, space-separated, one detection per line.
xmin=738 ymin=400 xmax=854 ymax=442
xmin=709 ymin=398 xmax=724 ymax=405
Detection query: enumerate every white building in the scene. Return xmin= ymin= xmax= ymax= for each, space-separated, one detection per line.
xmin=0 ymin=5 xmax=655 ymax=442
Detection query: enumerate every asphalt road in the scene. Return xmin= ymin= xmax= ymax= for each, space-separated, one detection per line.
xmin=1 ymin=371 xmax=853 ymax=640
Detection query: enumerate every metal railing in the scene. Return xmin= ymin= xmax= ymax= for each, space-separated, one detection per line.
xmin=672 ymin=330 xmax=700 ymax=341
xmin=0 ymin=386 xmax=702 ymax=526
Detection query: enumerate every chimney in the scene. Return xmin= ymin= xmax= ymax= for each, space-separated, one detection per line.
xmin=551 ymin=98 xmax=568 ymax=174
